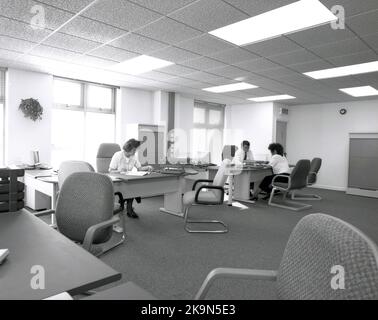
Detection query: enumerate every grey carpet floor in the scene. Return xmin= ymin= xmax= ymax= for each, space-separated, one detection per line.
xmin=90 ymin=188 xmax=378 ymax=300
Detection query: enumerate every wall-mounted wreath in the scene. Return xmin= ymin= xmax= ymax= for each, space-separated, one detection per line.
xmin=19 ymin=98 xmax=44 ymax=121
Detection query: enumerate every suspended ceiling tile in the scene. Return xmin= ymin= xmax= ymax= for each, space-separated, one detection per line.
xmin=169 ymin=0 xmax=248 ymax=32
xmin=82 ymin=0 xmax=162 ymax=31
xmin=60 ymin=16 xmax=126 ymax=43
xmin=151 ymin=46 xmax=201 ymax=63
xmin=44 ymin=32 xmax=100 ymax=53
xmin=90 ymin=45 xmax=138 ymax=62
xmin=310 ymin=37 xmax=371 ymax=59
xmin=208 ymin=48 xmax=259 ymax=64
xmin=233 ymin=58 xmax=281 ymax=72
xmin=287 ymin=24 xmax=356 ymax=48
xmin=177 ymin=34 xmax=234 ymax=56
xmin=136 ymin=18 xmax=202 ymax=45
xmin=110 ymin=33 xmax=168 ymax=54
xmin=0 ymin=0 xmax=74 ymax=30
xmin=180 ymin=57 xmax=227 ymax=71
xmin=0 ymin=16 xmax=52 ymax=43
xmin=128 ymin=0 xmax=197 ymax=15
xmin=268 ymin=49 xmax=320 ymax=66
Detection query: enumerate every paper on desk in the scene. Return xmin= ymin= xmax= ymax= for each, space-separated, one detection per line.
xmin=122 ymin=171 xmax=149 ymax=177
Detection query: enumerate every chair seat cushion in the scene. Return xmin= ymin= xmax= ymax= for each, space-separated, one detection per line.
xmin=183 ymin=190 xmax=219 ymax=206
xmin=274 ymin=182 xmax=289 ymax=189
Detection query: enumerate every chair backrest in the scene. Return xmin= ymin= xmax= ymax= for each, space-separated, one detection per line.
xmin=96 ymin=143 xmax=121 ymax=173
xmin=55 ymin=172 xmax=114 ymax=244
xmin=58 ymin=161 xmax=95 ymax=189
xmin=289 ymin=159 xmax=311 ymax=190
xmin=222 ymin=145 xmax=238 ymax=161
xmin=277 ymin=214 xmax=378 ymax=300
xmin=212 ymin=159 xmax=231 ymax=198
xmin=308 ymin=158 xmax=322 ymax=185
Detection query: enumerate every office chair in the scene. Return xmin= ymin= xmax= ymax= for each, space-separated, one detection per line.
xmin=96 ymin=143 xmax=141 ymax=210
xmin=268 ymin=159 xmax=312 ymax=211
xmin=182 ymin=159 xmax=230 ymax=233
xmin=0 ymin=168 xmax=25 ymax=212
xmin=58 ymin=160 xmax=95 ymax=188
xmin=195 ymin=213 xmax=378 ymax=300
xmin=38 ymin=172 xmax=125 ymax=256
xmin=291 ymin=157 xmax=322 ymax=200
xmin=221 ymin=145 xmax=238 ymax=161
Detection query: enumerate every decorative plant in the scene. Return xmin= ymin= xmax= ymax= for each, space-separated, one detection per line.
xmin=19 ymin=98 xmax=43 ymax=121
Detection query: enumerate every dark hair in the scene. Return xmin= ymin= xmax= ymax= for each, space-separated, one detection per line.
xmin=123 ymin=139 xmax=141 ymax=152
xmin=242 ymin=140 xmax=250 ymax=147
xmin=268 ymin=143 xmax=284 ymax=156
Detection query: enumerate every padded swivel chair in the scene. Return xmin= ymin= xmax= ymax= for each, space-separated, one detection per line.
xmin=222 ymin=145 xmax=238 ymax=161
xmin=195 ymin=213 xmax=378 ymax=300
xmin=96 ymin=143 xmax=141 ymax=210
xmin=58 ymin=160 xmax=95 ymax=188
xmin=39 ymin=172 xmax=125 ymax=256
xmin=96 ymin=143 xmax=122 ymax=173
xmin=182 ymin=159 xmax=230 ymax=233
xmin=268 ymin=159 xmax=312 ymax=211
xmin=291 ymin=157 xmax=322 ymax=201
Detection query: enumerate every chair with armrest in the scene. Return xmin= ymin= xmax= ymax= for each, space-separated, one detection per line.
xmin=37 ymin=160 xmax=125 ymax=232
xmin=195 ymin=213 xmax=378 ymax=300
xmin=291 ymin=157 xmax=322 ymax=201
xmin=268 ymin=159 xmax=312 ymax=211
xmin=39 ymin=172 xmax=125 ymax=256
xmin=96 ymin=143 xmax=141 ymax=210
xmin=221 ymin=145 xmax=237 ymax=161
xmin=182 ymin=159 xmax=230 ymax=233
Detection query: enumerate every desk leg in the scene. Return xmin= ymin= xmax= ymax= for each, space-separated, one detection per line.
xmin=233 ymin=172 xmax=256 ymax=204
xmin=160 ymin=191 xmax=184 ymax=218
xmin=50 ymin=185 xmax=58 ymax=228
xmin=227 ymin=175 xmax=234 ymax=206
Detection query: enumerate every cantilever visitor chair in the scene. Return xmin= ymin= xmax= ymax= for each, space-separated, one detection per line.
xmin=268 ymin=159 xmax=312 ymax=211
xmin=291 ymin=157 xmax=322 ymax=201
xmin=182 ymin=159 xmax=231 ymax=233
xmin=195 ymin=213 xmax=378 ymax=300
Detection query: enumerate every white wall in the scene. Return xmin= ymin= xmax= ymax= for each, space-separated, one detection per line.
xmin=286 ymin=99 xmax=378 ymax=191
xmin=115 ymin=87 xmax=155 ymax=144
xmin=173 ymin=94 xmax=194 ymax=158
xmin=225 ymin=102 xmax=274 ymax=160
xmin=6 ymin=68 xmax=53 ymax=165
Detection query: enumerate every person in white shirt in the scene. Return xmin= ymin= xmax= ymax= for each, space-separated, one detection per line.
xmin=109 ymin=139 xmax=153 ymax=218
xmin=251 ymin=143 xmax=290 ymax=201
xmin=233 ymin=140 xmax=254 ymax=164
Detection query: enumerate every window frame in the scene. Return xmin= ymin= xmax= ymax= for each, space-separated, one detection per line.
xmin=52 ymin=76 xmax=118 ymax=167
xmin=53 ymin=77 xmax=117 ymax=114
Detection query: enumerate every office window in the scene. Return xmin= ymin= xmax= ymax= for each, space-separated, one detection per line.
xmin=52 ymin=78 xmax=117 ymax=169
xmin=192 ymin=101 xmax=225 ymax=164
xmin=0 ymin=69 xmax=5 ymax=167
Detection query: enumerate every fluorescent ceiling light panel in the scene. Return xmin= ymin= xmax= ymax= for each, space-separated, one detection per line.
xmin=203 ymin=82 xmax=258 ymax=93
xmin=304 ymin=61 xmax=378 ymax=79
xmin=339 ymin=86 xmax=378 ymax=97
xmin=248 ymin=95 xmax=296 ymax=102
xmin=209 ymin=0 xmax=337 ymax=46
xmin=110 ymin=55 xmax=174 ymax=75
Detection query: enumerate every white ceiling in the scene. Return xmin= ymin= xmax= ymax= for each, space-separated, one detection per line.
xmin=0 ymin=0 xmax=377 ymax=105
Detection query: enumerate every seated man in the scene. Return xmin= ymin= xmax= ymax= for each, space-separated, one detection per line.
xmin=251 ymin=143 xmax=290 ymax=201
xmin=233 ymin=140 xmax=255 ymax=196
xmin=233 ymin=140 xmax=254 ymax=164
xmin=109 ymin=139 xmax=153 ymax=219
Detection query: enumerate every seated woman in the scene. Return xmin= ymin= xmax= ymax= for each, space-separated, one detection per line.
xmin=251 ymin=143 xmax=290 ymax=201
xmin=109 ymin=139 xmax=153 ymax=218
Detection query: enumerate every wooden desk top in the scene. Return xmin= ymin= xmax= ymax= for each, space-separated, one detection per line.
xmin=0 ymin=210 xmax=121 ymax=300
